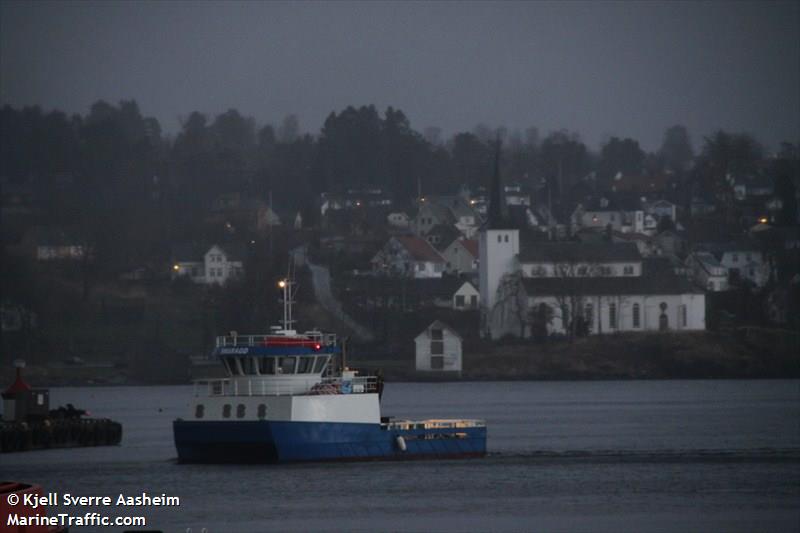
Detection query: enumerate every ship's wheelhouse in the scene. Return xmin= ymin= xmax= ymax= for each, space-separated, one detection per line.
xmin=221 ymin=354 xmax=331 ymax=377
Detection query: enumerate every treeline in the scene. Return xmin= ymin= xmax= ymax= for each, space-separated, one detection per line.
xmin=2 ymin=100 xmax=799 ymax=235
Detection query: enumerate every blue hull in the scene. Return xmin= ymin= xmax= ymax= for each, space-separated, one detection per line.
xmin=173 ymin=420 xmax=486 ymax=463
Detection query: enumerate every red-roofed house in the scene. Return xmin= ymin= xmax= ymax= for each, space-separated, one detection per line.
xmin=371 ymin=236 xmax=446 ymax=278
xmin=441 ymin=238 xmax=479 ymax=274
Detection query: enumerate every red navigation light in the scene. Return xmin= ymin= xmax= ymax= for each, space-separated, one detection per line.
xmin=314 ymin=343 xmax=321 ymax=351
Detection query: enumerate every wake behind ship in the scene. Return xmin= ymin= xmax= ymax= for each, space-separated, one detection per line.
xmin=173 ymin=275 xmax=486 ymax=463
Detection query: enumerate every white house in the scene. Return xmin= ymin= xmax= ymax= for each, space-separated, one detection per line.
xmin=415 ymin=320 xmax=462 ymax=373
xmin=691 ymin=243 xmax=769 ymax=289
xmin=370 ymin=236 xmax=446 ymax=278
xmin=172 ymin=243 xmax=245 ymax=285
xmin=441 ymin=239 xmax=479 ymax=274
xmin=572 ymin=203 xmax=646 ymax=234
xmin=452 ymin=281 xmax=480 ymax=310
xmin=387 ymin=211 xmax=410 ymax=229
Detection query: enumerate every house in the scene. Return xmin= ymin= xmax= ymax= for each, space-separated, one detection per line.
xmin=731 ymin=174 xmax=774 ymax=201
xmin=645 ymin=199 xmax=677 ymax=223
xmin=414 ymin=321 xmax=462 ymax=373
xmin=685 ymin=251 xmax=728 ymax=292
xmin=22 ymin=226 xmax=86 ymax=261
xmin=209 ymin=192 xmax=280 ymax=233
xmin=425 ymin=224 xmax=461 ymax=251
xmin=412 ymin=201 xmax=454 ymax=236
xmin=504 ymin=182 xmax=531 ymax=207
xmin=370 ymin=236 xmax=446 ymax=278
xmin=452 ymin=281 xmax=480 ymax=310
xmin=387 ymin=211 xmax=410 ymax=229
xmin=441 ymin=238 xmax=479 ymax=274
xmin=172 ymin=243 xmax=245 ymax=285
xmin=570 ymin=196 xmax=646 ymax=234
xmin=320 ymin=189 xmax=393 ymax=215
xmin=693 ymin=242 xmax=769 ymax=288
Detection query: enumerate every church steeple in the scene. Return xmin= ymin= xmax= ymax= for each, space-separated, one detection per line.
xmin=487 ymin=137 xmax=506 ymax=229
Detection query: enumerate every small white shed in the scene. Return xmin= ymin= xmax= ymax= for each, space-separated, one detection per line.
xmin=414 ymin=321 xmax=462 ymax=373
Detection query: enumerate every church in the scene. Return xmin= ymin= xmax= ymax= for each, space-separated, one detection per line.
xmin=478 ymin=148 xmax=705 ymax=340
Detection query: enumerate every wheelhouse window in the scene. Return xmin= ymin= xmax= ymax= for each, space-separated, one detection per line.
xmin=225 ymin=357 xmax=242 ymax=376
xmin=313 ymin=356 xmax=328 ymax=373
xmin=278 ymin=357 xmax=296 ymax=374
xmin=298 ymin=356 xmax=314 ymax=374
xmin=258 ymin=357 xmax=275 ymax=375
xmin=242 ymin=357 xmax=258 ymax=375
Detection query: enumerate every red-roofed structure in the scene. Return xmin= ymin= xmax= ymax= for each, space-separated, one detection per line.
xmin=371 ymin=236 xmax=446 ymax=278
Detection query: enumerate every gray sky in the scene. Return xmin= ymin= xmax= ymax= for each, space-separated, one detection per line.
xmin=1 ymin=1 xmax=798 ymax=151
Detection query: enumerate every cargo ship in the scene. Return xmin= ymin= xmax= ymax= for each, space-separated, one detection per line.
xmin=173 ymin=273 xmax=486 ymax=463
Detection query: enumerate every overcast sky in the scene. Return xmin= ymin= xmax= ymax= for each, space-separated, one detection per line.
xmin=1 ymin=1 xmax=798 ymax=151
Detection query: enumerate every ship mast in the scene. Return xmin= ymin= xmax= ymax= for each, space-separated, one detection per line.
xmin=278 ymin=259 xmax=297 ymax=333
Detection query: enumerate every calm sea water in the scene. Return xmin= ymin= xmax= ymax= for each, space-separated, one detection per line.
xmin=3 ymin=380 xmax=799 ymax=532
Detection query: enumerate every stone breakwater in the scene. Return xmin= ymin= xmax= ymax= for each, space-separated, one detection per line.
xmin=0 ymin=418 xmax=122 ymax=453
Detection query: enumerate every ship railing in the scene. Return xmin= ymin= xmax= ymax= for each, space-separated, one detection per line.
xmin=215 ymin=332 xmax=338 ymax=347
xmin=382 ymin=419 xmax=486 ymax=430
xmin=319 ymin=375 xmax=379 ymax=394
xmin=194 ymin=378 xmax=306 ymax=397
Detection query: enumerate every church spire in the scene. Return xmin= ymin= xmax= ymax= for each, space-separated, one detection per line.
xmin=487 ymin=136 xmax=505 ymax=229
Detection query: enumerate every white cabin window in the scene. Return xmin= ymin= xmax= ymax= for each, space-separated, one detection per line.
xmin=257 ymin=404 xmax=267 ymax=419
xmin=195 ymin=404 xmax=204 ymax=418
xmin=624 ymin=265 xmax=634 ymax=275
xmin=223 ymin=404 xmax=232 ymax=418
xmin=236 ymin=404 xmax=246 ymax=419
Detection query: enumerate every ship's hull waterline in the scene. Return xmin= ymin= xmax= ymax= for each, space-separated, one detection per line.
xmin=173 ymin=420 xmax=486 ymax=463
